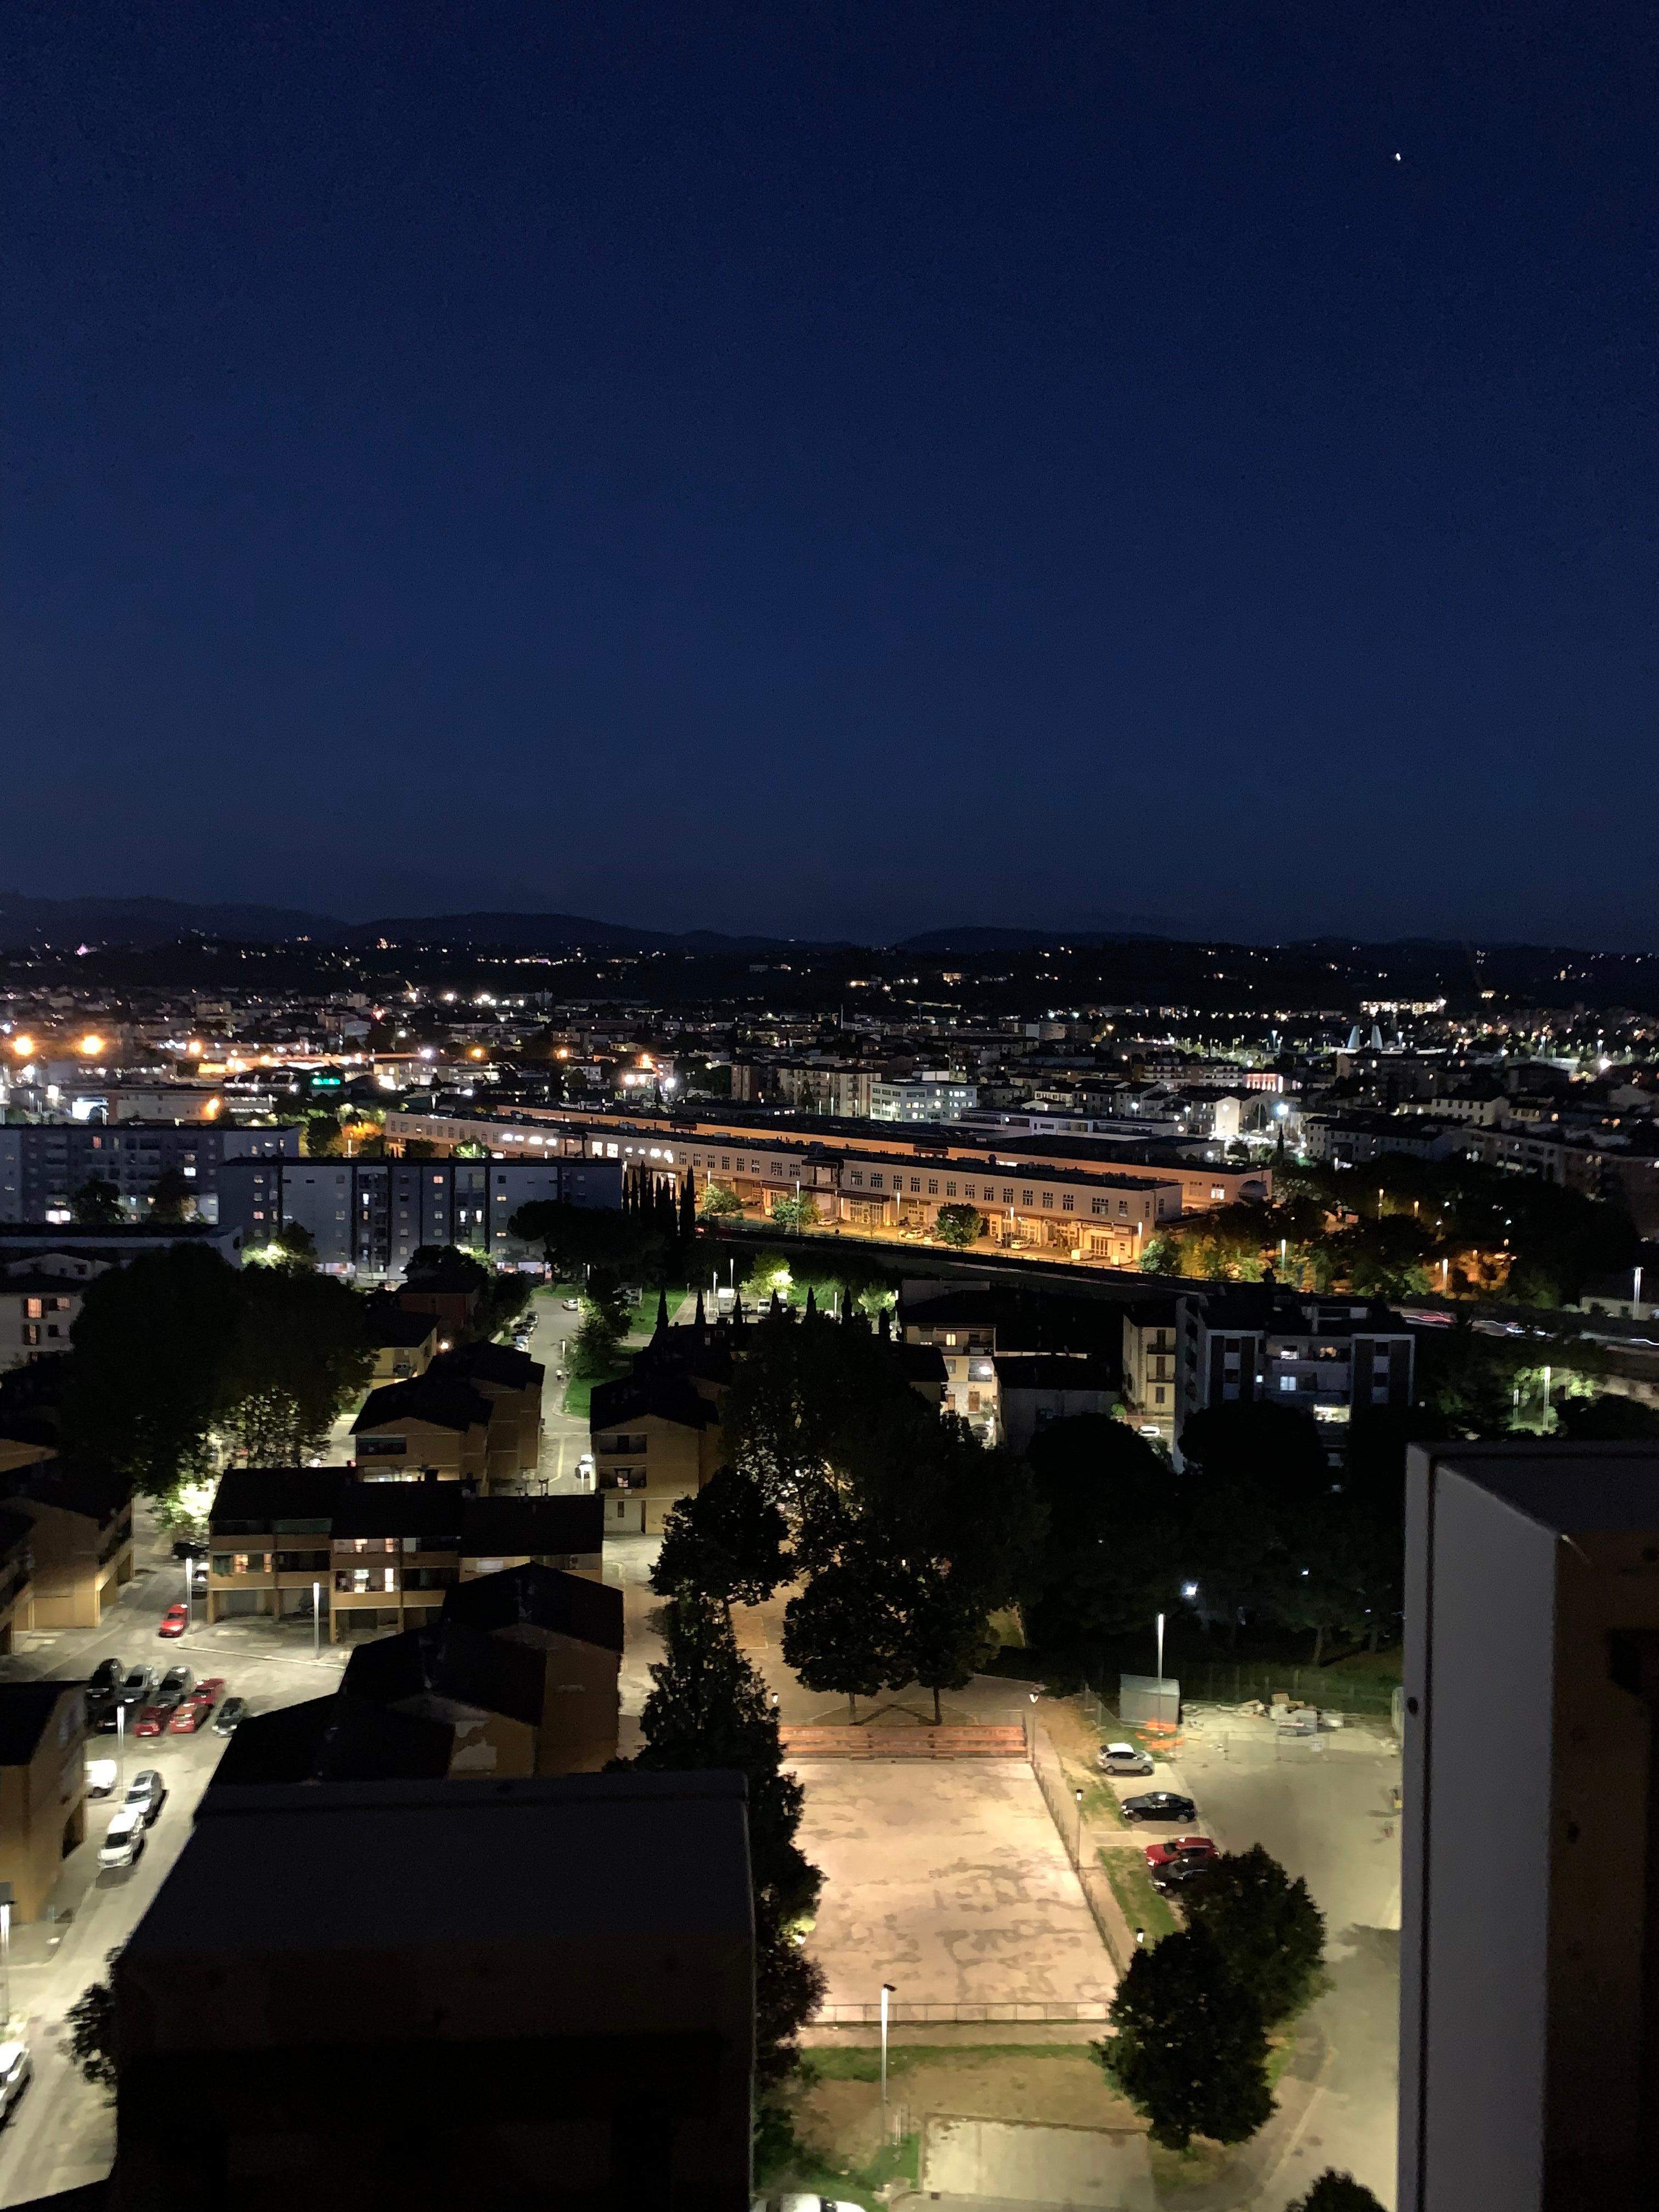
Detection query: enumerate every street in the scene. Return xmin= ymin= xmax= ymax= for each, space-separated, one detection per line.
xmin=0 ymin=1512 xmax=350 ymax=2207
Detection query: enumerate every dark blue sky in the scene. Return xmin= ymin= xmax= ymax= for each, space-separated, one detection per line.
xmin=5 ymin=3 xmax=1656 ymax=945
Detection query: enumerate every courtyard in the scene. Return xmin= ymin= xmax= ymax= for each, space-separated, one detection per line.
xmin=791 ymin=1757 xmax=1116 ymax=2018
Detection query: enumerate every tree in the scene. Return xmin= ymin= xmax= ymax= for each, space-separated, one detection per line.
xmin=66 ymin=1954 xmax=122 ymax=2100
xmin=1552 ymin=1389 xmax=1659 ymax=1440
xmin=782 ymin=1558 xmax=899 ymax=1721
xmin=698 ymin=1180 xmax=744 ymax=1219
xmin=633 ymin=1593 xmax=825 ymax=2085
xmin=303 ymin=1113 xmax=342 ymax=1159
xmin=63 ymin=1246 xmax=244 ymax=1496
xmin=1284 ymin=2174 xmax=1386 ymax=2211
xmin=1141 ymin=1232 xmax=1183 ymax=1276
xmin=1175 ymin=1400 xmax=1329 ymax=1641
xmin=769 ymin=1192 xmax=821 ymax=1233
xmin=221 ymin=1266 xmax=374 ymax=1465
xmin=1020 ymin=1415 xmax=1182 ymax=1686
xmin=887 ymin=1559 xmax=996 ymax=1723
xmin=1184 ymin=1845 xmax=1325 ymax=2027
xmin=148 ymin=1168 xmax=195 ymax=1224
xmin=934 ymin=1203 xmax=984 ymax=1250
xmin=269 ymin=1219 xmax=317 ymax=1266
xmin=1095 ymin=1923 xmax=1274 ymax=2151
xmin=70 ymin=1178 xmax=123 ymax=1227
xmin=652 ymin=1465 xmax=792 ymax=1607
xmin=571 ymin=1311 xmax=627 ymax=1379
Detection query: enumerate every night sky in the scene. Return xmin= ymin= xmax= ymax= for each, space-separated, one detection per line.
xmin=5 ymin=4 xmax=1656 ymax=946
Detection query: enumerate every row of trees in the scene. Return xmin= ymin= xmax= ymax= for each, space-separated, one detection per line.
xmin=1142 ymin=1150 xmax=1640 ymax=1307
xmin=54 ymin=1243 xmax=374 ymax=1499
xmin=655 ymin=1302 xmax=1039 ymax=1720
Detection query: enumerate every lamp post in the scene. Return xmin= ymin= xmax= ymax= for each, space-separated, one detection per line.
xmin=879 ymin=1982 xmax=896 ymax=2131
xmin=1156 ymin=1610 xmax=1165 ymax=1686
xmin=0 ymin=1891 xmax=12 ymax=2032
xmin=1074 ymin=1785 xmax=1085 ymax=1861
xmin=1636 ymin=1264 xmax=1644 ymax=1315
xmin=312 ymin=1580 xmax=321 ymax=1659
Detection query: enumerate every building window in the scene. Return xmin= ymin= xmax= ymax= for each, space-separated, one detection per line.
xmin=1062 ymin=1194 xmax=1074 ymax=1212
xmin=24 ymin=1298 xmax=42 ymax=1320
xmin=1279 ymin=1375 xmax=1297 ymax=1392
xmin=928 ymin=1178 xmax=939 ymax=1195
xmin=1022 ymin=1190 xmax=1034 ymax=1206
xmin=910 ymin=1177 xmax=921 ymax=1193
xmin=946 ymin=1181 xmax=957 ymax=1197
xmin=1042 ymin=1192 xmax=1053 ymax=1208
xmin=1002 ymin=1187 xmax=1013 ymax=1203
xmin=870 ymin=1173 xmax=883 ymax=1190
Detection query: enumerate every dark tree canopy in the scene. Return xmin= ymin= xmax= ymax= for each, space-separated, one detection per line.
xmin=70 ymin=1178 xmax=123 ymax=1227
xmin=1096 ymin=1923 xmax=1275 ymax=2151
xmin=1184 ymin=1845 xmax=1326 ymax=2027
xmin=652 ymin=1464 xmax=792 ymax=1609
xmin=1284 ymin=2173 xmax=1387 ymax=2212
xmin=1019 ymin=1414 xmax=1180 ymax=1688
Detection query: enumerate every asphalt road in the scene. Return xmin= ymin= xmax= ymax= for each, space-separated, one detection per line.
xmin=0 ymin=1514 xmax=350 ymax=2208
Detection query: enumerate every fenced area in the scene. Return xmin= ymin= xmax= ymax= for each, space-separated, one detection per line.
xmin=781 ymin=1723 xmax=1028 ymax=1760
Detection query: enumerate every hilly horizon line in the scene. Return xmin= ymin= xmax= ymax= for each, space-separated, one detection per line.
xmin=0 ymin=889 xmax=1656 ymax=965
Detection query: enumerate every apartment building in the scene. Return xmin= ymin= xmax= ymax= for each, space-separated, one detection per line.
xmin=0 ymin=1263 xmax=87 ymax=1372
xmin=335 ymin=1562 xmax=624 ymax=1774
xmin=897 ymin=1284 xmax=1001 ymax=1427
xmin=206 ymin=1469 xmax=603 ymax=1635
xmin=589 ymin=1370 xmax=723 ymax=1536
xmin=1175 ymin=1286 xmax=1415 ymax=1454
xmin=1398 ymin=1442 xmax=1659 ymax=2211
xmin=0 ymin=1680 xmax=87 ymax=1920
xmin=869 ymin=1075 xmax=979 ymax=1123
xmin=425 ymin=1340 xmax=545 ymax=1484
xmin=1121 ymin=1296 xmax=1180 ymax=1442
xmin=362 ymin=1304 xmax=440 ymax=1382
xmin=217 ymin=1150 xmax=624 ymax=1277
xmin=112 ymin=1772 xmax=757 ymax=2208
xmin=991 ymin=1355 xmax=1118 ymax=1454
xmin=0 ymin=1120 xmax=297 ymax=1223
xmin=351 ymin=1374 xmax=493 ymax=1483
xmin=0 ymin=1458 xmax=134 ymax=1628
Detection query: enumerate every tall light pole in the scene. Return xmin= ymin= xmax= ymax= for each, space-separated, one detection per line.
xmin=1074 ymin=1786 xmax=1085 ymax=1860
xmin=879 ymin=1982 xmax=896 ymax=2130
xmin=0 ymin=1893 xmax=12 ymax=2032
xmin=312 ymin=1580 xmax=322 ymax=1658
xmin=1156 ymin=1610 xmax=1165 ymax=1686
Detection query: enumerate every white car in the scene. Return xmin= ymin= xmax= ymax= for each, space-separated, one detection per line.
xmin=1098 ymin=1741 xmax=1155 ymax=1776
xmin=86 ymin=1759 xmax=119 ymax=1797
xmin=562 ymin=1297 xmax=581 ymax=1312
xmin=0 ymin=2042 xmax=30 ymax=2121
xmin=753 ymin=2198 xmax=865 ymax=2212
xmin=98 ymin=1809 xmax=146 ymax=1869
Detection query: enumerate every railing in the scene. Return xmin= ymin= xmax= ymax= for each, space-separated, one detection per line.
xmin=815 ymin=1999 xmax=1110 ymax=2026
xmin=782 ymin=1724 xmax=1026 ymax=1760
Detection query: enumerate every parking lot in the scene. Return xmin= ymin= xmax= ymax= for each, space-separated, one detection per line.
xmin=0 ymin=1521 xmax=349 ymax=2209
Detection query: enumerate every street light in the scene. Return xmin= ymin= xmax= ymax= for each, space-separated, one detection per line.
xmin=312 ymin=1580 xmax=322 ymax=1658
xmin=879 ymin=1982 xmax=896 ymax=2128
xmin=1074 ymin=1785 xmax=1085 ymax=1859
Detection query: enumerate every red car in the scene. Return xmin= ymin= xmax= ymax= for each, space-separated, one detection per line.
xmin=158 ymin=1605 xmax=189 ymax=1639
xmin=133 ymin=1704 xmax=170 ymax=1738
xmin=1143 ymin=1835 xmax=1217 ymax=1871
xmin=169 ymin=1678 xmax=226 ymax=1732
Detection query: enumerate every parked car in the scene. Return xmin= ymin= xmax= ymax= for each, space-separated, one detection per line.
xmin=0 ymin=2041 xmax=31 ymax=2120
xmin=133 ymin=1705 xmax=170 ymax=1739
xmin=158 ymin=1604 xmax=189 ymax=1639
xmin=512 ymin=1333 xmax=531 ymax=1352
xmin=116 ymin=1665 xmax=155 ymax=1708
xmin=172 ymin=1539 xmax=207 ymax=1562
xmin=213 ymin=1697 xmax=248 ymax=1736
xmin=124 ymin=1770 xmax=166 ymax=1825
xmin=752 ymin=2196 xmax=866 ymax=2212
xmin=1152 ymin=1859 xmax=1212 ymax=1896
xmin=191 ymin=1677 xmax=225 ymax=1705
xmin=156 ymin=1666 xmax=194 ymax=1708
xmin=1098 ymin=1741 xmax=1154 ymax=1776
xmin=1120 ymin=1791 xmax=1198 ymax=1825
xmin=167 ymin=1702 xmax=207 ymax=1734
xmin=1143 ymin=1835 xmax=1216 ymax=1871
xmin=88 ymin=1657 xmax=125 ymax=1699
xmin=562 ymin=1297 xmax=580 ymax=1311
xmin=98 ymin=1810 xmax=146 ymax=1869
xmin=86 ymin=1759 xmax=119 ymax=1797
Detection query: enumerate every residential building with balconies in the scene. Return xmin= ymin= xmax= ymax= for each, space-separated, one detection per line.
xmin=588 ymin=1371 xmax=723 ymax=1537
xmin=0 ymin=1679 xmax=87 ymax=1920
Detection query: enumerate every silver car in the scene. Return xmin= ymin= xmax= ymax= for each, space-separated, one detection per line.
xmin=1098 ymin=1740 xmax=1154 ymax=1776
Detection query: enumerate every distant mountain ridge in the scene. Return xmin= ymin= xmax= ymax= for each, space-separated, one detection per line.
xmin=0 ymin=891 xmax=340 ymax=950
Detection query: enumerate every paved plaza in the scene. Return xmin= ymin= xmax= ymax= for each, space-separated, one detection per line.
xmin=791 ymin=1758 xmax=1116 ymax=2014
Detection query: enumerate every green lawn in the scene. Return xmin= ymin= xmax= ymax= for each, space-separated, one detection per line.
xmin=1098 ymin=1846 xmax=1177 ymax=1944
xmin=560 ymin=1369 xmax=626 ymax=1420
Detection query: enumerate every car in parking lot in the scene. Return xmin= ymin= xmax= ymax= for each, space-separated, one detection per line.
xmin=0 ymin=2041 xmax=31 ymax=2120
xmin=124 ymin=1770 xmax=166 ymax=1825
xmin=1120 ymin=1791 xmax=1198 ymax=1825
xmin=158 ymin=1603 xmax=189 ymax=1639
xmin=86 ymin=1759 xmax=119 ymax=1797
xmin=133 ymin=1704 xmax=170 ymax=1739
xmin=111 ymin=1664 xmax=156 ymax=1720
xmin=168 ymin=1701 xmax=207 ymax=1733
xmin=98 ymin=1810 xmax=146 ymax=1869
xmin=1143 ymin=1835 xmax=1216 ymax=1870
xmin=1098 ymin=1741 xmax=1155 ymax=1776
xmin=156 ymin=1666 xmax=194 ymax=1708
xmin=1151 ymin=1858 xmax=1212 ymax=1896
xmin=88 ymin=1657 xmax=125 ymax=1700
xmin=752 ymin=2195 xmax=866 ymax=2211
xmin=213 ymin=1696 xmax=248 ymax=1735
